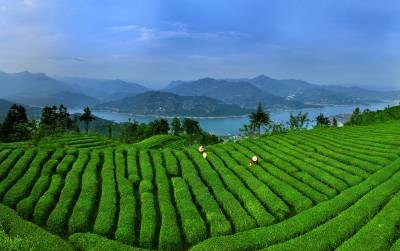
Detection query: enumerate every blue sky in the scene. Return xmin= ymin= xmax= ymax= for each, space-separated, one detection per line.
xmin=0 ymin=0 xmax=399 ymax=89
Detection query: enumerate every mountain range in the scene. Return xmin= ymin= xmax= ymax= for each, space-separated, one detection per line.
xmin=0 ymin=99 xmax=41 ymax=120
xmin=164 ymin=77 xmax=318 ymax=109
xmin=0 ymin=71 xmax=148 ymax=108
xmin=94 ymin=91 xmax=251 ymax=117
xmin=0 ymin=70 xmax=399 ymax=117
xmin=165 ymin=75 xmax=399 ymax=107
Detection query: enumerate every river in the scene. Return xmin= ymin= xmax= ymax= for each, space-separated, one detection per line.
xmin=71 ymin=100 xmax=399 ymax=136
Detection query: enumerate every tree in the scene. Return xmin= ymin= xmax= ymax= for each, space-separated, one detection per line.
xmin=38 ymin=105 xmax=74 ymax=137
xmin=182 ymin=118 xmax=201 ymax=144
xmin=171 ymin=117 xmax=182 ymax=135
xmin=239 ymin=123 xmax=257 ymax=136
xmin=289 ymin=112 xmax=309 ymax=130
xmin=120 ymin=120 xmax=140 ymax=143
xmin=348 ymin=107 xmax=362 ymax=125
xmin=105 ymin=124 xmax=114 ymax=139
xmin=182 ymin=118 xmax=200 ymax=135
xmin=148 ymin=119 xmax=170 ymax=135
xmin=0 ymin=104 xmax=32 ymax=142
xmin=79 ymin=107 xmax=95 ymax=134
xmin=270 ymin=123 xmax=288 ymax=135
xmin=249 ymin=102 xmax=270 ymax=135
xmin=315 ymin=113 xmax=330 ymax=127
xmin=332 ymin=117 xmax=338 ymax=127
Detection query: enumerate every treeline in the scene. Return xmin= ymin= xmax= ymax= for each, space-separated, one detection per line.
xmin=0 ymin=104 xmax=94 ymax=143
xmin=0 ymin=103 xmax=220 ymax=146
xmin=240 ymin=103 xmax=339 ymax=136
xmin=346 ymin=104 xmax=400 ymax=126
xmin=118 ymin=117 xmax=220 ymax=145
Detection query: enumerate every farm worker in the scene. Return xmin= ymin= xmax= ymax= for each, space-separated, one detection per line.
xmin=203 ymin=152 xmax=208 ymax=159
xmin=249 ymin=156 xmax=259 ymax=166
xmin=198 ymin=145 xmax=205 ymax=153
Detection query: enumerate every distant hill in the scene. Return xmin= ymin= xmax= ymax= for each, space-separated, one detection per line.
xmin=164 ymin=78 xmax=317 ymax=109
xmin=7 ymin=91 xmax=101 ymax=108
xmin=0 ymin=71 xmax=149 ymax=108
xmin=246 ymin=75 xmax=398 ymax=105
xmin=57 ymin=77 xmax=149 ymax=101
xmin=0 ymin=99 xmax=41 ymax=120
xmin=94 ymin=91 xmax=251 ymax=117
xmin=0 ymin=71 xmax=98 ymax=107
xmin=0 ymin=71 xmax=70 ymax=97
xmin=345 ymin=104 xmax=400 ymax=126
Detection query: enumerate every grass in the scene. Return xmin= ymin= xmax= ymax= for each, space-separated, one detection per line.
xmin=0 ymin=121 xmax=399 ymax=250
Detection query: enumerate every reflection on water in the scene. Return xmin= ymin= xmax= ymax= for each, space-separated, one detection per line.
xmin=71 ymin=101 xmax=399 ymax=136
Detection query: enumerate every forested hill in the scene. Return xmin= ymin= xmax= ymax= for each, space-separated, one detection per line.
xmin=346 ymin=104 xmax=400 ymax=126
xmin=0 ymin=99 xmax=41 ymax=119
xmin=94 ymin=91 xmax=251 ymax=117
xmin=164 ymin=77 xmax=318 ymax=109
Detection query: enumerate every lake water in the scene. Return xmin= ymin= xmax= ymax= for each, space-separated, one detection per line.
xmin=71 ymin=100 xmax=399 ymax=136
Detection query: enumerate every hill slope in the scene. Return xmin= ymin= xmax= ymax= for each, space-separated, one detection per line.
xmin=247 ymin=75 xmax=397 ymax=105
xmin=58 ymin=77 xmax=149 ymax=101
xmin=0 ymin=121 xmax=399 ymax=250
xmin=0 ymin=71 xmax=70 ymax=97
xmin=94 ymin=91 xmax=251 ymax=116
xmin=7 ymin=91 xmax=101 ymax=108
xmin=0 ymin=99 xmax=41 ymax=120
xmin=164 ymin=78 xmax=318 ymax=109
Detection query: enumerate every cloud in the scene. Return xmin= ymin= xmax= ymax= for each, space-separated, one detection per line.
xmin=21 ymin=0 xmax=34 ymax=7
xmin=46 ymin=56 xmax=86 ymax=62
xmin=109 ymin=24 xmax=245 ymax=42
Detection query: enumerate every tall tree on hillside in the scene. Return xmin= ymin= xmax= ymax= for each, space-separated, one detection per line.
xmin=171 ymin=117 xmax=182 ymax=135
xmin=0 ymin=104 xmax=32 ymax=142
xmin=79 ymin=107 xmax=95 ymax=134
xmin=332 ymin=117 xmax=338 ymax=127
xmin=289 ymin=112 xmax=309 ymax=130
xmin=182 ymin=118 xmax=201 ymax=144
xmin=249 ymin=102 xmax=270 ymax=135
xmin=182 ymin=118 xmax=200 ymax=135
xmin=148 ymin=119 xmax=170 ymax=135
xmin=39 ymin=105 xmax=74 ymax=136
xmin=316 ymin=113 xmax=330 ymax=127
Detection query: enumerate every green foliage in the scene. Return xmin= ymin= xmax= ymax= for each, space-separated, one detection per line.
xmin=241 ymin=102 xmax=271 ymax=136
xmin=151 ymin=151 xmax=182 ymax=250
xmin=172 ymin=177 xmax=207 ymax=246
xmin=79 ymin=107 xmax=95 ymax=134
xmin=69 ymin=233 xmax=148 ymax=251
xmin=68 ymin=151 xmax=100 ymax=234
xmin=0 ymin=119 xmax=399 ymax=250
xmin=139 ymin=151 xmax=153 ymax=181
xmin=346 ymin=104 xmax=400 ymax=126
xmin=170 ymin=117 xmax=183 ymax=135
xmin=139 ymin=192 xmax=156 ymax=249
xmin=2 ymin=150 xmax=51 ymax=208
xmin=16 ymin=157 xmax=61 ymax=220
xmin=0 ymin=104 xmax=33 ymax=142
xmin=93 ymin=149 xmax=117 ymax=238
xmin=0 ymin=150 xmax=34 ymax=199
xmin=288 ymin=112 xmax=309 ymax=130
xmin=127 ymin=149 xmax=140 ymax=185
xmin=47 ymin=151 xmax=89 ymax=234
xmin=33 ymin=174 xmax=63 ymax=225
xmin=191 ymin=158 xmax=400 ymax=251
xmin=38 ymin=105 xmax=75 ymax=138
xmin=114 ymin=150 xmax=136 ymax=245
xmin=0 ymin=204 xmax=73 ymax=251
xmin=315 ymin=113 xmax=331 ymax=127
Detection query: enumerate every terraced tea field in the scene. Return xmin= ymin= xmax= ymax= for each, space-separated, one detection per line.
xmin=0 ymin=121 xmax=400 ymax=250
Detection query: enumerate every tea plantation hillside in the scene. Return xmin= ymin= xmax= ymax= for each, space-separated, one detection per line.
xmin=1 ymin=121 xmax=400 ymax=250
